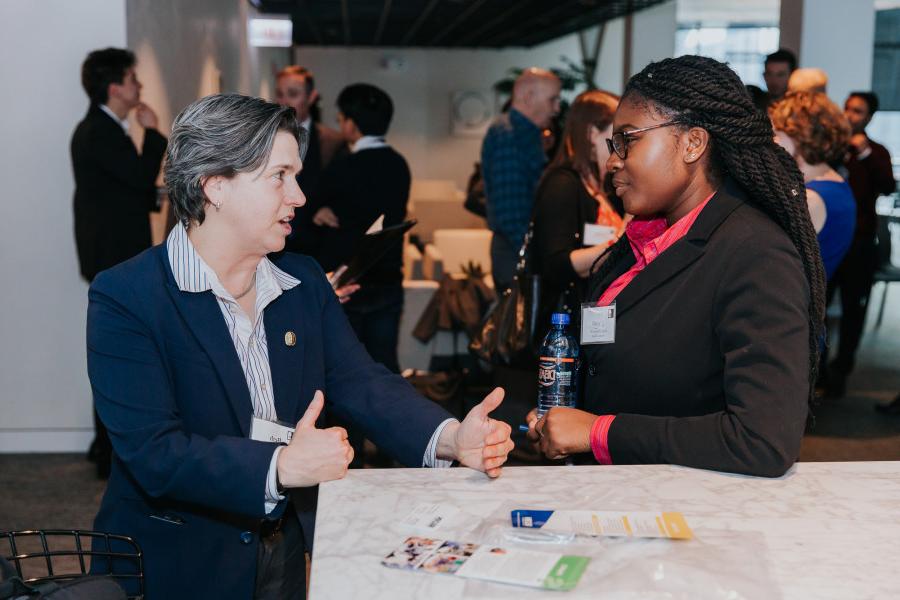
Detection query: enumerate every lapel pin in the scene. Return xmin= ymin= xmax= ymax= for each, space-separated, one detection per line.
xmin=284 ymin=331 xmax=297 ymax=347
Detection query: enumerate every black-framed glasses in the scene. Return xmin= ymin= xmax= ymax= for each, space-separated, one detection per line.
xmin=606 ymin=120 xmax=677 ymax=159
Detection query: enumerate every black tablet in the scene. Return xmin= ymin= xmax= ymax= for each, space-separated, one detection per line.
xmin=332 ymin=219 xmax=417 ymax=288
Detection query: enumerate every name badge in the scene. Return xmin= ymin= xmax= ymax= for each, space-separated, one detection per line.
xmin=250 ymin=415 xmax=295 ymax=444
xmin=581 ymin=303 xmax=616 ymax=345
xmin=583 ymin=223 xmax=617 ymax=247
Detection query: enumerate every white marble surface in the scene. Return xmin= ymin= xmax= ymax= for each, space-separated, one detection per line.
xmin=309 ymin=462 xmax=900 ymax=599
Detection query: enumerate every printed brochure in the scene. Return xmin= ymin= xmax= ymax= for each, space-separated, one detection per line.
xmin=381 ymin=536 xmax=590 ymax=591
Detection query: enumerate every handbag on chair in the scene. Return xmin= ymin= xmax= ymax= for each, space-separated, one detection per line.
xmin=469 ymin=224 xmax=541 ymax=367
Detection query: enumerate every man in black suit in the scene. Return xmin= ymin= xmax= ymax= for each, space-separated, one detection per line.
xmin=71 ymin=47 xmax=167 ymax=477
xmin=275 ymin=65 xmax=346 ymax=255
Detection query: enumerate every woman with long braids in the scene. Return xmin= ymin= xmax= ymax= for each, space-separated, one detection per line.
xmin=526 ymin=55 xmax=825 ymax=477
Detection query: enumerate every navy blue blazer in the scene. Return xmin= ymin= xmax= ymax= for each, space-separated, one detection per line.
xmin=87 ymin=245 xmax=452 ymax=598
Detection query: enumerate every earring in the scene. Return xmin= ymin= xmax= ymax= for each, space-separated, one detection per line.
xmin=213 ymin=201 xmax=222 ymax=211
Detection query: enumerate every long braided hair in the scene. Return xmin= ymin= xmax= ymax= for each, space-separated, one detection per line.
xmin=593 ymin=55 xmax=826 ymax=407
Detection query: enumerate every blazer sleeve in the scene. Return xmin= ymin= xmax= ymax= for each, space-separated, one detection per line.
xmin=87 ymin=272 xmax=281 ymax=519
xmin=304 ymin=262 xmax=454 ymax=465
xmin=606 ymin=234 xmax=811 ymax=477
xmin=533 ymin=169 xmax=584 ymax=287
xmin=869 ymin=143 xmax=897 ymax=196
xmin=89 ymin=124 xmax=167 ymax=200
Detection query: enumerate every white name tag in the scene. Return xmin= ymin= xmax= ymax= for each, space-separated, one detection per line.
xmin=581 ymin=303 xmax=616 ymax=345
xmin=250 ymin=415 xmax=295 ymax=444
xmin=583 ymin=223 xmax=617 ymax=247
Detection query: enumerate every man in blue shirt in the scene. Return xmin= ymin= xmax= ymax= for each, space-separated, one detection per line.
xmin=481 ymin=68 xmax=561 ymax=290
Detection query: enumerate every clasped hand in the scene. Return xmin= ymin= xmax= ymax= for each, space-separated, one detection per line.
xmin=135 ymin=102 xmax=158 ymax=129
xmin=326 ymin=265 xmax=360 ymax=304
xmin=525 ymin=407 xmax=597 ymax=460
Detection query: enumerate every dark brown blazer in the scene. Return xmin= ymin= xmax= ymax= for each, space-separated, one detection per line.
xmin=583 ymin=180 xmax=811 ymax=477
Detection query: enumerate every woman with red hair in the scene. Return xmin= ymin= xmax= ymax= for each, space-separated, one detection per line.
xmin=770 ymin=91 xmax=855 ymax=280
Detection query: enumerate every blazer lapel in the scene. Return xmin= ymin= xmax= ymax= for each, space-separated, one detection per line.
xmin=263 ymin=285 xmax=306 ymax=423
xmin=589 ymin=247 xmax=634 ymax=302
xmin=611 ymin=240 xmax=705 ymax=318
xmin=165 ymin=283 xmax=254 ymax=435
xmin=592 ymin=183 xmax=746 ymax=318
xmin=91 ymin=105 xmax=136 ymax=149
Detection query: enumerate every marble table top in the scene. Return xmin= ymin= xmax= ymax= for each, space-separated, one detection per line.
xmin=309 ymin=462 xmax=900 ymax=599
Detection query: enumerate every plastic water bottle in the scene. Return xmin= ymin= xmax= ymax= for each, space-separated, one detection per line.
xmin=536 ymin=313 xmax=580 ymax=418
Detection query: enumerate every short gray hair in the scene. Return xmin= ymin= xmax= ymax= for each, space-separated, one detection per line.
xmin=165 ymin=93 xmax=306 ymax=226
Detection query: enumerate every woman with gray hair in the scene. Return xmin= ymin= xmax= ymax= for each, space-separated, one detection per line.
xmin=86 ymin=93 xmax=513 ymax=599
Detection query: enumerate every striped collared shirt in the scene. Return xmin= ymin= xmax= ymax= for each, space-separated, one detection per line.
xmin=167 ymin=223 xmax=299 ymax=423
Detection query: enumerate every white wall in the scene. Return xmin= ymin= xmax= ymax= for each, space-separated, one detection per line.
xmin=126 ymin=0 xmax=292 ymax=138
xmin=0 ymin=0 xmax=292 ymax=453
xmin=800 ymin=0 xmax=876 ymax=104
xmin=630 ymin=1 xmax=678 ymax=81
xmin=0 ymin=0 xmax=127 ymax=452
xmin=127 ymin=0 xmax=291 ymax=243
xmin=290 ymin=2 xmax=675 ymax=190
xmin=780 ymin=0 xmax=877 ymax=105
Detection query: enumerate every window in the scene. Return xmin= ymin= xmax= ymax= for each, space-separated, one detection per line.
xmin=675 ymin=25 xmax=780 ymax=88
xmin=870 ymin=8 xmax=899 ymax=170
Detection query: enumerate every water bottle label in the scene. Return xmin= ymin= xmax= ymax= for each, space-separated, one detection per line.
xmin=538 ymin=356 xmax=576 ymax=388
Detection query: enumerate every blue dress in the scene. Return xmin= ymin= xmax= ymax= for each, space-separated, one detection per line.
xmin=806 ymin=179 xmax=856 ymax=280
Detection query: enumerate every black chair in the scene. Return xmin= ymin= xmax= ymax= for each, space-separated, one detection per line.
xmin=0 ymin=530 xmax=143 ymax=599
xmin=872 ymin=214 xmax=900 ymax=328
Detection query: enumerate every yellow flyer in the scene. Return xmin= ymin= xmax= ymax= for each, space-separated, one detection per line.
xmin=511 ymin=509 xmax=693 ymax=540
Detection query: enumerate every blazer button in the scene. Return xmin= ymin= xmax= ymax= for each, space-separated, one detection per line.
xmin=588 ymin=364 xmax=597 ymax=377
xmin=240 ymin=531 xmax=254 ymax=545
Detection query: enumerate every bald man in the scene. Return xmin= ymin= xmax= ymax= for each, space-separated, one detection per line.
xmin=481 ymin=68 xmax=561 ymax=291
xmin=788 ymin=68 xmax=828 ymax=94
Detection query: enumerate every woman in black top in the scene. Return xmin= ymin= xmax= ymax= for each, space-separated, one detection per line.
xmin=526 ymin=56 xmax=826 ymax=477
xmin=531 ymin=90 xmax=625 ymax=332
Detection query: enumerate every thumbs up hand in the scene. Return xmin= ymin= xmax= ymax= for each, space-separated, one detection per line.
xmin=276 ymin=390 xmax=354 ymax=488
xmin=437 ymin=387 xmax=514 ymax=478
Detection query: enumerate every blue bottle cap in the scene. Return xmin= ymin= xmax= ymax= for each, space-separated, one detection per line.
xmin=551 ymin=313 xmax=570 ymax=326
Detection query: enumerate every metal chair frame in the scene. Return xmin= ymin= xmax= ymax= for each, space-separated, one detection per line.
xmin=1 ymin=529 xmax=144 ymax=599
